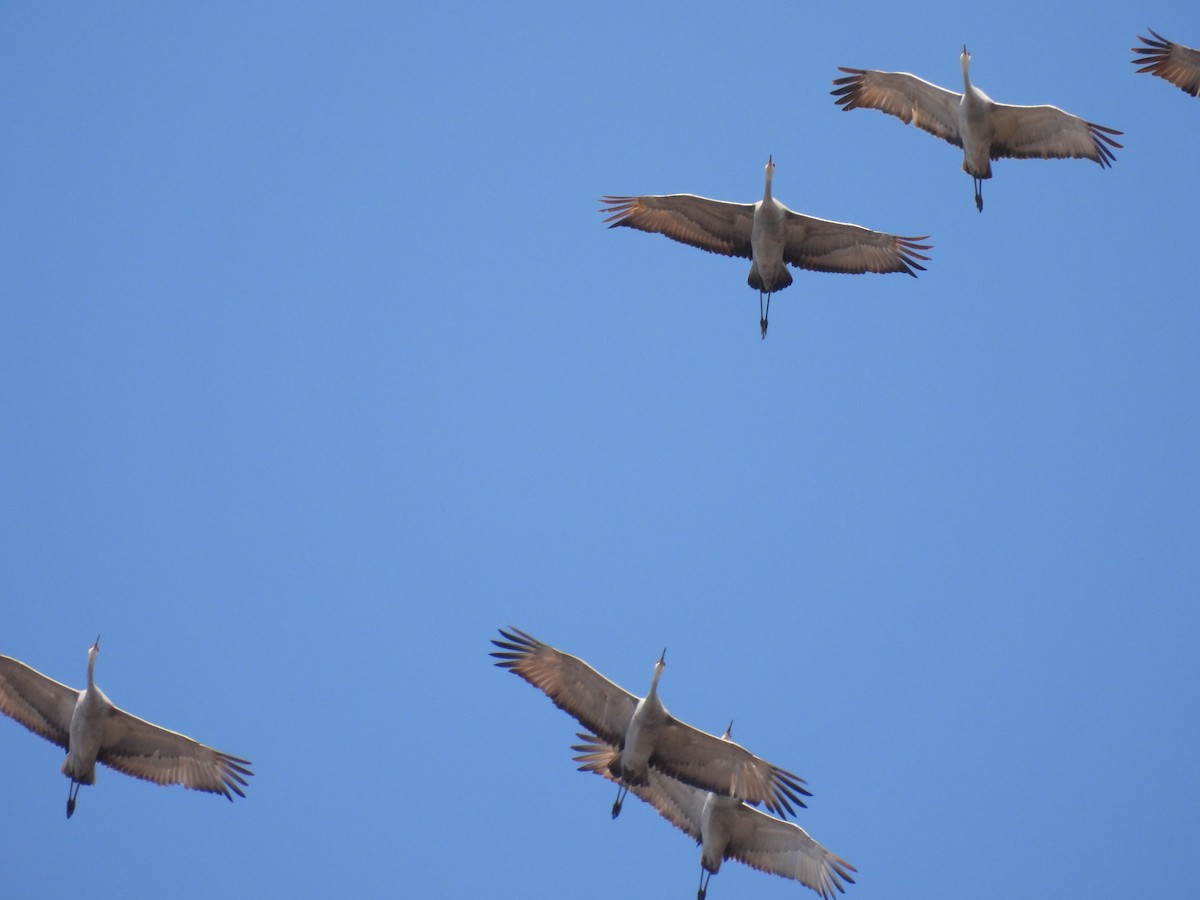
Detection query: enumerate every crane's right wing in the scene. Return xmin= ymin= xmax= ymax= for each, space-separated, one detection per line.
xmin=491 ymin=628 xmax=639 ymax=746
xmin=0 ymin=654 xmax=77 ymax=750
xmin=832 ymin=67 xmax=964 ymax=147
xmin=728 ymin=803 xmax=857 ymax=900
xmin=650 ymin=718 xmax=811 ymax=819
xmin=600 ymin=194 xmax=756 ymax=260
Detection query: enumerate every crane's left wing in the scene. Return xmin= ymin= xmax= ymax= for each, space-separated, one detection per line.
xmin=987 ymin=103 xmax=1122 ymax=166
xmin=781 ymin=214 xmax=930 ymax=277
xmin=600 ymin=194 xmax=756 ymax=260
xmin=832 ymin=67 xmax=964 ymax=147
xmin=491 ymin=627 xmax=639 ymax=746
xmin=99 ymin=707 xmax=253 ymax=800
xmin=650 ymin=718 xmax=810 ymax=819
xmin=0 ymin=654 xmax=77 ymax=750
xmin=728 ymin=803 xmax=857 ymax=900
xmin=1133 ymin=29 xmax=1200 ymax=97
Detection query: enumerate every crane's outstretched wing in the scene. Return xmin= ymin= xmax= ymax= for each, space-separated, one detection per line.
xmin=600 ymin=194 xmax=756 ymax=260
xmin=832 ymin=67 xmax=963 ymax=147
xmin=491 ymin=627 xmax=639 ymax=746
xmin=650 ymin=717 xmax=811 ymax=819
xmin=780 ymin=214 xmax=930 ymax=277
xmin=988 ymin=103 xmax=1122 ymax=166
xmin=1133 ymin=29 xmax=1200 ymax=97
xmin=0 ymin=654 xmax=77 ymax=750
xmin=99 ymin=708 xmax=253 ymax=800
xmin=728 ymin=802 xmax=857 ymax=899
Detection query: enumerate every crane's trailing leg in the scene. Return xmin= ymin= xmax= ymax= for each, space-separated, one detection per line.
xmin=611 ymin=782 xmax=629 ymax=818
xmin=698 ymin=866 xmax=712 ymax=900
xmin=973 ymin=177 xmax=983 ymax=212
xmin=66 ymin=778 xmax=81 ymax=818
xmin=759 ymin=292 xmax=770 ymax=339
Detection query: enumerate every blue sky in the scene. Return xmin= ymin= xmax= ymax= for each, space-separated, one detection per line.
xmin=2 ymin=2 xmax=1197 ymax=897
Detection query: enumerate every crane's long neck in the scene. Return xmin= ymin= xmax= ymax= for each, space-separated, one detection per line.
xmin=960 ymin=47 xmax=972 ymax=93
xmin=86 ymin=639 xmax=99 ymax=690
xmin=647 ymin=653 xmax=666 ymax=700
xmin=763 ymin=156 xmax=775 ymax=204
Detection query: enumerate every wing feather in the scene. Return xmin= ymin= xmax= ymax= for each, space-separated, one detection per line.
xmin=1133 ymin=29 xmax=1200 ymax=97
xmin=987 ymin=103 xmax=1122 ymax=167
xmin=832 ymin=67 xmax=963 ymax=147
xmin=781 ymin=213 xmax=931 ymax=277
xmin=728 ymin=804 xmax=857 ymax=900
xmin=652 ymin=718 xmax=811 ymax=819
xmin=600 ymin=194 xmax=755 ymax=260
xmin=0 ymin=654 xmax=77 ymax=750
xmin=99 ymin=708 xmax=253 ymax=800
xmin=491 ymin=627 xmax=639 ymax=745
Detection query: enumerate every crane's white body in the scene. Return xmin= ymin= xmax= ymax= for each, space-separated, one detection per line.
xmin=615 ymin=657 xmax=667 ymax=783
xmin=748 ymin=161 xmax=793 ymax=299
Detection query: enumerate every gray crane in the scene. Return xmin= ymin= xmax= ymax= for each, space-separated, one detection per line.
xmin=833 ymin=47 xmax=1122 ymax=211
xmin=573 ymin=729 xmax=855 ymax=899
xmin=0 ymin=637 xmax=252 ymax=817
xmin=601 ymin=158 xmax=930 ymax=337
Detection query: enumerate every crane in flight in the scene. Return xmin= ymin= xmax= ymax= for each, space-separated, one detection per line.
xmin=832 ymin=47 xmax=1122 ymax=211
xmin=573 ymin=729 xmax=856 ymax=899
xmin=491 ymin=626 xmax=809 ymax=819
xmin=0 ymin=637 xmax=253 ymax=817
xmin=1132 ymin=29 xmax=1200 ymax=97
xmin=601 ymin=157 xmax=930 ymax=337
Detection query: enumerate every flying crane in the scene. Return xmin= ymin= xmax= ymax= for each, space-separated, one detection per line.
xmin=601 ymin=158 xmax=930 ymax=337
xmin=0 ymin=637 xmax=253 ymax=817
xmin=491 ymin=626 xmax=808 ymax=819
xmin=573 ymin=729 xmax=855 ymax=899
xmin=832 ymin=47 xmax=1122 ymax=211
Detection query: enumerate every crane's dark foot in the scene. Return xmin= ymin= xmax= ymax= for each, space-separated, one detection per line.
xmin=66 ymin=780 xmax=79 ymax=818
xmin=759 ymin=317 xmax=768 ymax=339
xmin=975 ymin=193 xmax=983 ymax=212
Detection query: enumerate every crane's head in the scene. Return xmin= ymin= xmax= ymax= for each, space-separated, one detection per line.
xmin=90 ymin=635 xmax=100 ymax=655
xmin=722 ymin=721 xmax=733 ymax=741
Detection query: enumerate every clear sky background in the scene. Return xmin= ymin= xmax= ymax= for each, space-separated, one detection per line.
xmin=2 ymin=3 xmax=1196 ymax=898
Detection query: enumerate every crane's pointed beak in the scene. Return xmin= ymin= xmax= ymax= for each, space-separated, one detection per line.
xmin=658 ymin=648 xmax=667 ymax=666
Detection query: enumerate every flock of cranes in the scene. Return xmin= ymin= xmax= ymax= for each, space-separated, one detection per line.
xmin=603 ymin=33 xmax=1198 ymax=337
xmin=0 ymin=22 xmax=1196 ymax=898
xmin=492 ymin=626 xmax=854 ymax=898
